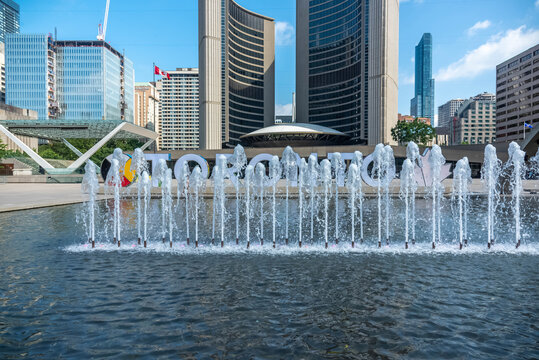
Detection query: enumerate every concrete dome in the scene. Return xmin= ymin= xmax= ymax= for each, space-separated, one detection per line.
xmin=240 ymin=123 xmax=350 ymax=147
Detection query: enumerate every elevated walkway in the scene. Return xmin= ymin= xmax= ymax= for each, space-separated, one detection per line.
xmin=0 ymin=120 xmax=158 ymax=174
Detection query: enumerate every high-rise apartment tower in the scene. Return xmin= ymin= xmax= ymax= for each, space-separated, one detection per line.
xmin=157 ymin=68 xmax=200 ymax=150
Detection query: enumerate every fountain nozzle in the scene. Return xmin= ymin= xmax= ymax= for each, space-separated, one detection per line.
xmin=459 ymin=243 xmax=463 ymax=250
xmin=432 ymin=242 xmax=436 ymax=249
xmin=299 ymin=240 xmax=302 ymax=248
xmin=405 ymin=242 xmax=408 ymax=249
xmin=221 ymin=240 xmax=224 ymax=248
xmin=144 ymin=240 xmax=147 ymax=248
xmin=352 ymin=241 xmax=355 ymax=248
xmin=247 ymin=241 xmax=250 ymax=249
xmin=378 ymin=241 xmax=381 ymax=248
xmin=236 ymin=237 xmax=239 ymax=245
xmin=516 ymin=240 xmax=520 ymax=249
xmin=285 ymin=238 xmax=288 ymax=245
xmin=117 ymin=240 xmax=120 ymax=247
xmin=488 ymin=242 xmax=491 ymax=249
xmin=325 ymin=242 xmax=328 ymax=249
xmin=91 ymin=240 xmax=95 ymax=248
xmin=187 ymin=237 xmax=190 ymax=246
xmin=138 ymin=237 xmax=141 ymax=245
xmin=195 ymin=240 xmax=198 ymax=248
xmin=162 ymin=237 xmax=165 ymax=244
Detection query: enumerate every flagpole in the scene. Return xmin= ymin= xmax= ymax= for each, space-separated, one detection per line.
xmin=523 ymin=121 xmax=525 ymax=141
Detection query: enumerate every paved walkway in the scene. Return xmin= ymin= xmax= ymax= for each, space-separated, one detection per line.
xmin=0 ymin=184 xmax=97 ymax=213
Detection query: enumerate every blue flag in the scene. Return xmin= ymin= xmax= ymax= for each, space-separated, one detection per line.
xmin=524 ymin=123 xmax=533 ymax=129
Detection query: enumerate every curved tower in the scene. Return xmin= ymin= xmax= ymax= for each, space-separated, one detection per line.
xmin=199 ymin=0 xmax=275 ymax=149
xmin=297 ymin=0 xmax=398 ymax=145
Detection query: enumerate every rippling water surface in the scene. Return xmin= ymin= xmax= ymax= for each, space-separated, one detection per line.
xmin=0 ymin=202 xmax=538 ymax=359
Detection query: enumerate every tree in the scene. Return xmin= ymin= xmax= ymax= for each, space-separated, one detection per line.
xmin=0 ymin=138 xmax=7 ymax=160
xmin=38 ymin=138 xmax=144 ymax=164
xmin=391 ymin=119 xmax=436 ymax=145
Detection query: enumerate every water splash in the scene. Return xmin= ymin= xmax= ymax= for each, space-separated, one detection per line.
xmin=212 ymin=155 xmax=228 ymax=247
xmin=106 ymin=158 xmax=122 ymax=246
xmin=255 ymin=162 xmax=266 ymax=246
xmin=230 ymin=144 xmax=247 ymax=244
xmin=298 ymin=158 xmax=307 ymax=247
xmin=81 ymin=160 xmax=99 ymax=247
xmin=331 ymin=152 xmax=345 ymax=244
xmin=132 ymin=148 xmax=147 ymax=244
xmin=507 ymin=142 xmax=526 ymax=248
xmin=244 ymin=165 xmax=254 ymax=248
xmin=190 ymin=166 xmax=205 ymax=248
xmin=406 ymin=142 xmax=420 ymax=243
xmin=429 ymin=145 xmax=446 ymax=249
xmin=269 ymin=155 xmax=281 ymax=248
xmin=307 ymin=154 xmax=319 ymax=240
xmin=452 ymin=157 xmax=471 ymax=249
xmin=400 ymin=158 xmax=415 ymax=249
xmin=177 ymin=160 xmax=190 ymax=245
xmin=481 ymin=144 xmax=501 ymax=248
xmin=320 ymin=159 xmax=332 ymax=248
xmin=282 ymin=146 xmax=297 ymax=245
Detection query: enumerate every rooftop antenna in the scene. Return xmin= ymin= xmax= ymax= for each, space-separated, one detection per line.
xmin=97 ymin=0 xmax=110 ymax=41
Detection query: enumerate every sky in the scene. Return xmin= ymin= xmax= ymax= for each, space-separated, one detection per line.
xmin=20 ymin=0 xmax=539 ymax=125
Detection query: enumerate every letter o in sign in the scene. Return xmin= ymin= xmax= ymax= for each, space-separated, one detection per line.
xmin=360 ymin=153 xmax=395 ymax=187
xmin=174 ymin=154 xmax=210 ymax=179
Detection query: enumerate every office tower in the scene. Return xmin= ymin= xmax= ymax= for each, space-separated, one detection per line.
xmin=157 ymin=68 xmax=200 ymax=150
xmin=0 ymin=0 xmax=19 ymax=104
xmin=5 ymin=34 xmax=134 ymax=122
xmin=410 ymin=33 xmax=434 ymax=122
xmin=450 ymin=92 xmax=496 ymax=145
xmin=438 ymin=99 xmax=464 ymax=128
xmin=199 ymin=0 xmax=275 ymax=149
xmin=495 ymin=44 xmax=539 ymax=142
xmin=0 ymin=0 xmax=19 ymax=43
xmin=296 ymin=0 xmax=399 ymax=145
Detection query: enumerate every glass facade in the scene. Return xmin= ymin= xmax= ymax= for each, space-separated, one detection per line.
xmin=307 ymin=0 xmax=365 ymax=142
xmin=5 ymin=34 xmax=49 ymax=119
xmin=226 ymin=0 xmax=268 ymax=145
xmin=411 ymin=33 xmax=434 ymax=121
xmin=0 ymin=0 xmax=19 ymax=43
xmin=6 ymin=35 xmax=134 ymax=122
xmin=56 ymin=46 xmax=104 ymax=120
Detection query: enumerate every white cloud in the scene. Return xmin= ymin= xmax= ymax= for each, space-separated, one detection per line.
xmin=275 ymin=103 xmax=293 ymax=115
xmin=275 ymin=21 xmax=294 ymax=46
xmin=467 ymin=20 xmax=491 ymax=36
xmin=435 ymin=26 xmax=539 ymax=82
xmin=536 ymin=0 xmax=539 ymax=9
xmin=400 ymin=74 xmax=415 ymax=85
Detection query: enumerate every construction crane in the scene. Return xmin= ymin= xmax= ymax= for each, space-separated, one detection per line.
xmin=97 ymin=0 xmax=110 ymax=41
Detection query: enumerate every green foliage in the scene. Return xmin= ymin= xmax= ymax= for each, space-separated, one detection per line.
xmin=0 ymin=138 xmax=7 ymax=160
xmin=391 ymin=119 xmax=436 ymax=145
xmin=38 ymin=139 xmax=144 ymax=164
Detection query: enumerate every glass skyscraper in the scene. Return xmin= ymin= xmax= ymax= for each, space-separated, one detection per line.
xmin=0 ymin=0 xmax=19 ymax=43
xmin=6 ymin=35 xmax=134 ymax=122
xmin=296 ymin=0 xmax=399 ymax=145
xmin=411 ymin=33 xmax=434 ymax=122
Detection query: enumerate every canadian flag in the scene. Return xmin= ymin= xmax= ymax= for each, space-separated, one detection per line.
xmin=154 ymin=65 xmax=171 ymax=80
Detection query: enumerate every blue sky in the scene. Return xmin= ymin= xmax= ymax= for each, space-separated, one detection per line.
xmin=20 ymin=0 xmax=539 ymax=124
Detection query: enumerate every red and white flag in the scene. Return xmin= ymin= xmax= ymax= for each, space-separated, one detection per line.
xmin=154 ymin=65 xmax=171 ymax=80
